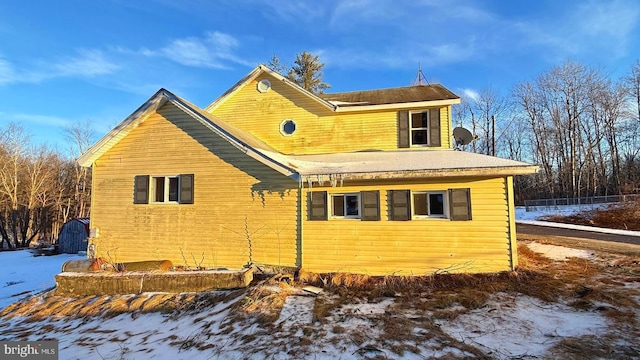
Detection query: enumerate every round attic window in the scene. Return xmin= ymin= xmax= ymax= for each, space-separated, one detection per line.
xmin=257 ymin=79 xmax=271 ymax=93
xmin=280 ymin=119 xmax=296 ymax=136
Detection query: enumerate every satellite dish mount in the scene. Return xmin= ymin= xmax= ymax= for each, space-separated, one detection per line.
xmin=452 ymin=127 xmax=475 ymax=150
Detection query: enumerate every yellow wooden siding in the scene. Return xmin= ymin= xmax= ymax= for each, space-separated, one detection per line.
xmin=210 ymin=74 xmax=452 ymax=154
xmin=89 ymin=102 xmax=299 ymax=269
xmin=301 ymin=177 xmax=511 ymax=275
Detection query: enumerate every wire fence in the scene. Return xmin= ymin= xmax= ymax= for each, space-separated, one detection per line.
xmin=524 ymin=194 xmax=640 ymax=212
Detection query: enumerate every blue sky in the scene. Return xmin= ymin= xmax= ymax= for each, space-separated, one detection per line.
xmin=1 ymin=0 xmax=639 ymax=153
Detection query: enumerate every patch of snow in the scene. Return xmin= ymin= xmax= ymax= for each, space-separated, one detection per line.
xmin=0 ymin=250 xmax=82 ymax=310
xmin=439 ymin=293 xmax=609 ymax=359
xmin=515 ymin=204 xmax=607 ymax=221
xmin=526 ymin=242 xmax=594 ymax=261
xmin=277 ymin=295 xmax=315 ymax=327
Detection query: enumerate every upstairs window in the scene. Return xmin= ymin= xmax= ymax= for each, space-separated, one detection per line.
xmin=398 ymin=109 xmax=441 ymax=148
xmin=133 ymin=174 xmax=194 ymax=205
xmin=410 ymin=111 xmax=429 ymax=146
xmin=152 ymin=176 xmax=179 ymax=203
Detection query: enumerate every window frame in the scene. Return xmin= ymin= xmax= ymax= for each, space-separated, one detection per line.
xmin=150 ymin=175 xmax=181 ymax=204
xmin=330 ymin=193 xmax=361 ymax=219
xmin=280 ymin=119 xmax=297 ymax=136
xmin=411 ymin=190 xmax=448 ymax=219
xmin=409 ymin=110 xmax=430 ymax=147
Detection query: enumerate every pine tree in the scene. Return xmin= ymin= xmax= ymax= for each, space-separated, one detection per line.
xmin=267 ymin=54 xmax=288 ymax=75
xmin=279 ymin=51 xmax=330 ymax=94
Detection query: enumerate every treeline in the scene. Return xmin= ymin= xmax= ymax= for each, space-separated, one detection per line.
xmin=0 ymin=123 xmax=92 ymax=249
xmin=455 ymin=60 xmax=640 ymax=202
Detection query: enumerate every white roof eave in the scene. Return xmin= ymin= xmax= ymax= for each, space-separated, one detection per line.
xmin=300 ymin=165 xmax=539 ymax=183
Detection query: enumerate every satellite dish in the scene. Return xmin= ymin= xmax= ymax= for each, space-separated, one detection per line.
xmin=453 ymin=127 xmax=474 ymax=147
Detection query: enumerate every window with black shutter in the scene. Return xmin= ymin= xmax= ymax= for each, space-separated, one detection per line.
xmin=398 ymin=108 xmax=442 ymax=148
xmin=134 ymin=174 xmax=194 ymax=204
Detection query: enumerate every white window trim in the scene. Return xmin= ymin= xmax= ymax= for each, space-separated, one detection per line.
xmin=279 ymin=119 xmax=297 ymax=136
xmin=150 ymin=175 xmax=180 ymax=204
xmin=257 ymin=79 xmax=272 ymax=93
xmin=411 ymin=191 xmax=448 ymax=219
xmin=409 ymin=110 xmax=430 ymax=147
xmin=330 ymin=193 xmax=361 ymax=219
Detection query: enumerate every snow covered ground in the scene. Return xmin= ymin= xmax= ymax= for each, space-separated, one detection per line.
xmin=1 ymin=205 xmax=638 ymax=359
xmin=0 ymin=250 xmax=81 ymax=310
xmin=515 ymin=205 xmax=640 ymax=237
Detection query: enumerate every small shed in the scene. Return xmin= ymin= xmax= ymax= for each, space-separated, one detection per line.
xmin=58 ymin=218 xmax=90 ymax=254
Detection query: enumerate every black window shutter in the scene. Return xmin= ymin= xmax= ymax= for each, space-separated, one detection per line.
xmin=429 ymin=108 xmax=441 ymax=147
xmin=389 ymin=190 xmax=411 ymax=221
xmin=133 ymin=175 xmax=149 ymax=204
xmin=398 ymin=111 xmax=409 ymax=148
xmin=449 ymin=188 xmax=472 ymax=221
xmin=361 ymin=191 xmax=380 ymax=221
xmin=179 ymin=174 xmax=194 ymax=204
xmin=309 ymin=191 xmax=328 ymax=221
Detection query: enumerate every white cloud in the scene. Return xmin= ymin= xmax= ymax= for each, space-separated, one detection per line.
xmin=0 ymin=57 xmax=15 ymax=84
xmin=9 ymin=113 xmax=72 ymax=127
xmin=461 ymin=88 xmax=480 ymax=102
xmin=512 ymin=0 xmax=639 ymax=60
xmin=0 ymin=50 xmax=120 ymax=85
xmin=141 ymin=31 xmax=252 ymax=69
xmin=323 ymin=39 xmax=477 ymax=70
xmin=251 ymin=1 xmax=326 ymax=22
xmin=53 ymin=50 xmax=120 ymax=77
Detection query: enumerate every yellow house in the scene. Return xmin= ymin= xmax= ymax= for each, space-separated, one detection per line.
xmin=78 ymin=65 xmax=537 ymax=276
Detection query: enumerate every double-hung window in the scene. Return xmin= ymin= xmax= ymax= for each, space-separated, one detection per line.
xmin=412 ymin=191 xmax=446 ymax=218
xmin=410 ymin=111 xmax=429 ymax=146
xmin=331 ymin=193 xmax=360 ymax=218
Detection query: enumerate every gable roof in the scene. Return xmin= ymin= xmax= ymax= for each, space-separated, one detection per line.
xmin=205 ymin=65 xmax=460 ymax=114
xmin=77 ymin=89 xmax=296 ymax=178
xmin=205 ymin=65 xmax=336 ymax=113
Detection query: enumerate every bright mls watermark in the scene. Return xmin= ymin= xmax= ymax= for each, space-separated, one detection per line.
xmin=1 ymin=341 xmax=58 ymax=359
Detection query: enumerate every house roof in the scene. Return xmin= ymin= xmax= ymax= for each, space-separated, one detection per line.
xmin=77 ymin=89 xmax=297 ymax=178
xmin=321 ymin=85 xmax=459 ymax=107
xmin=205 ymin=65 xmax=460 ymax=114
xmin=265 ymin=150 xmax=538 ymax=182
xmin=205 ymin=65 xmax=336 ymax=113
xmin=79 ymin=83 xmax=535 ymax=182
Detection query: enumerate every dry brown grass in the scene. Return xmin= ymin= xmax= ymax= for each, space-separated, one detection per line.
xmin=548 ymin=334 xmax=640 ymax=359
xmin=540 ymin=199 xmax=640 ymax=230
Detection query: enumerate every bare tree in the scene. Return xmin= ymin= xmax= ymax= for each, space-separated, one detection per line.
xmin=63 ymin=121 xmax=95 ymax=219
xmin=625 ymin=60 xmax=640 ymax=124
